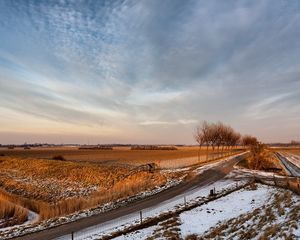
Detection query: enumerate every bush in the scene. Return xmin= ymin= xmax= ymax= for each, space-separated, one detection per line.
xmin=52 ymin=155 xmax=66 ymax=161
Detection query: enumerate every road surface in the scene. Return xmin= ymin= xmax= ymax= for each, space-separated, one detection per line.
xmin=13 ymin=154 xmax=245 ymax=240
xmin=275 ymin=152 xmax=300 ymax=177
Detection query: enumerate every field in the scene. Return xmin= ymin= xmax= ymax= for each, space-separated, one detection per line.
xmin=0 ymin=155 xmax=169 ymax=220
xmin=0 ymin=146 xmax=240 ymax=227
xmin=0 ymin=146 xmax=234 ymax=168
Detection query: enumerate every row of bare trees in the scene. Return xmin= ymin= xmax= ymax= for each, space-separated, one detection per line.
xmin=194 ymin=121 xmax=258 ymax=160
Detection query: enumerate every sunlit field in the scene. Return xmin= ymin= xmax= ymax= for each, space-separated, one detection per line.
xmin=0 ymin=146 xmax=241 ymax=224
xmin=0 ymin=146 xmax=238 ymax=168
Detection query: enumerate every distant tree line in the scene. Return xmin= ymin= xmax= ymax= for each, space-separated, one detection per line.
xmin=78 ymin=145 xmax=113 ymax=150
xmin=290 ymin=140 xmax=300 ymax=146
xmin=131 ymin=145 xmax=177 ymax=150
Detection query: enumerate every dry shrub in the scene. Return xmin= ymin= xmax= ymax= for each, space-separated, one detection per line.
xmin=185 ymin=234 xmax=198 ymax=240
xmin=261 ymin=224 xmax=280 ymax=239
xmin=246 ymin=144 xmax=282 ymax=171
xmin=52 ymin=155 xmax=66 ymax=161
xmin=248 ymin=182 xmax=257 ymax=190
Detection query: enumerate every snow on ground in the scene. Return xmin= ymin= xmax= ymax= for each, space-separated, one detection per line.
xmin=199 ymin=186 xmax=300 ymax=240
xmin=57 ymin=179 xmax=246 ymax=240
xmin=0 ymin=209 xmax=39 ymax=232
xmin=114 ymin=226 xmax=158 ymax=240
xmin=180 ymin=184 xmax=272 ymax=237
xmin=115 ymin=184 xmax=300 ymax=240
xmin=229 ymin=167 xmax=284 ymax=179
xmin=25 ymin=210 xmax=39 ymax=225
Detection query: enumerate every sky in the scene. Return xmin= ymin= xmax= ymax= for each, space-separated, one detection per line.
xmin=0 ymin=0 xmax=299 ymax=144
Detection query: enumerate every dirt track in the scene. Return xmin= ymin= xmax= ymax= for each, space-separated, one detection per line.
xmin=13 ymin=154 xmax=244 ymax=240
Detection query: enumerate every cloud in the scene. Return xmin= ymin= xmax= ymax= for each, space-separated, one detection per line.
xmin=139 ymin=119 xmax=197 ymax=126
xmin=0 ymin=0 xmax=299 ymax=143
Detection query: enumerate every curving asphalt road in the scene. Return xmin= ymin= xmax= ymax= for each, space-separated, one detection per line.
xmin=13 ymin=153 xmax=245 ymax=240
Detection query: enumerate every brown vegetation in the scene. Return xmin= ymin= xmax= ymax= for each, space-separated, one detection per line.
xmin=0 ymin=197 xmax=28 ymax=227
xmin=247 ymin=143 xmax=283 ymax=171
xmin=52 ymin=155 xmax=66 ymax=161
xmin=0 ymin=145 xmax=241 ymax=224
xmin=0 ymin=170 xmax=168 ymax=220
xmin=0 ymin=146 xmax=214 ymax=166
xmin=0 ymin=155 xmax=173 ymax=221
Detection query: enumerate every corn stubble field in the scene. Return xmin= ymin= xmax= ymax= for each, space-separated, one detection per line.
xmin=0 ymin=146 xmax=234 ymax=228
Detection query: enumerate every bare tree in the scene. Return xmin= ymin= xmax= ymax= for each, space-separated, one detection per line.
xmin=194 ymin=126 xmax=204 ymax=161
xmin=242 ymin=135 xmax=258 ymax=148
xmin=194 ymin=121 xmax=242 ymax=160
xmin=194 ymin=121 xmax=213 ymax=160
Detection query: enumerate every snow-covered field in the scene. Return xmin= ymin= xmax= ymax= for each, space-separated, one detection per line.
xmin=116 ymin=184 xmax=300 ymax=240
xmin=180 ymin=185 xmax=274 ymax=237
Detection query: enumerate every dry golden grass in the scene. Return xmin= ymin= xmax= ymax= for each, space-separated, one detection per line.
xmin=0 ymin=155 xmax=172 ymax=220
xmin=0 ymin=197 xmax=28 ymax=227
xmin=0 ymin=170 xmax=168 ymax=220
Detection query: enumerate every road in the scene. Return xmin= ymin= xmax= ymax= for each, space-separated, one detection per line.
xmin=13 ymin=154 xmax=244 ymax=240
xmin=275 ymin=152 xmax=300 ymax=177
